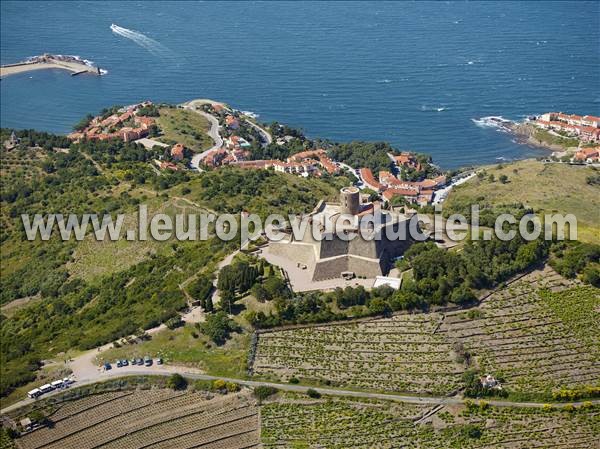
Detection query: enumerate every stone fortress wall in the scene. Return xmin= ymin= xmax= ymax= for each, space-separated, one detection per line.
xmin=267 ymin=187 xmax=415 ymax=281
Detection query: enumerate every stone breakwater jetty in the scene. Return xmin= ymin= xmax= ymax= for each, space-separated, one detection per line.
xmin=0 ymin=53 xmax=103 ymax=78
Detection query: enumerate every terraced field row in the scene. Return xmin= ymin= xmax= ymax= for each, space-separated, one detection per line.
xmin=442 ymin=268 xmax=599 ymax=393
xmin=46 ymin=391 xmax=132 ymax=423
xmin=253 ymin=267 xmax=598 ymax=396
xmin=261 ymin=397 xmax=600 ymax=448
xmin=253 ymin=313 xmax=464 ymax=395
xmin=16 ymin=390 xmax=260 ymax=449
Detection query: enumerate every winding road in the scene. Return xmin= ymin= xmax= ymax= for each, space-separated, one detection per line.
xmin=181 ymin=99 xmax=273 ymax=170
xmin=181 ymin=99 xmax=224 ymax=171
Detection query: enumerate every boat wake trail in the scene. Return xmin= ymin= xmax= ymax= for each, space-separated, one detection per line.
xmin=110 ymin=24 xmax=173 ymax=59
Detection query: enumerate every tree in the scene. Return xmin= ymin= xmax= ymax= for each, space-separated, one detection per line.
xmin=199 ymin=311 xmax=239 ymax=344
xmin=189 ymin=275 xmax=213 ymax=307
xmin=166 ymin=373 xmax=188 ymax=390
xmin=73 ymin=114 xmax=94 ymax=131
xmin=306 ymin=388 xmax=321 ymax=399
xmin=253 ymin=386 xmax=278 ymax=403
xmin=461 ymin=424 xmax=483 ymax=439
xmin=226 ymin=382 xmax=240 ymax=392
xmin=204 ymin=296 xmax=214 ymax=313
xmin=165 ymin=315 xmax=183 ymax=329
xmin=28 ymin=410 xmax=51 ymax=426
xmin=450 ymin=285 xmax=477 ymax=305
xmin=499 ymin=174 xmax=508 ymax=184
xmin=582 ymin=265 xmax=600 ymax=287
xmin=251 ymin=283 xmax=269 ymax=302
xmin=212 ymin=379 xmax=226 ymax=391
xmin=263 ymin=276 xmax=288 ymax=299
xmin=220 ymin=290 xmax=235 ymax=315
xmin=368 ymin=298 xmax=391 ymax=315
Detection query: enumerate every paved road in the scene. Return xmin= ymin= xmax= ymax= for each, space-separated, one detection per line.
xmin=245 ymin=120 xmax=272 ymax=146
xmin=181 ymin=99 xmax=224 ymax=171
xmin=4 ymin=368 xmax=598 ymax=414
xmin=337 ymin=161 xmax=364 ymax=188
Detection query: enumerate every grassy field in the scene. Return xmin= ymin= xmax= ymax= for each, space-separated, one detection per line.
xmin=66 ymin=195 xmax=211 ymax=282
xmin=98 ymin=324 xmax=250 ymax=379
xmin=533 ymin=128 xmax=580 ymax=148
xmin=444 ymin=159 xmax=600 ymax=243
xmin=156 ymin=107 xmax=213 ymax=152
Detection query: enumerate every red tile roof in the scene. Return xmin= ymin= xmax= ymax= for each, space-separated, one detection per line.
xmin=382 ymin=188 xmax=419 ymax=201
xmin=360 ymin=168 xmax=381 ymax=191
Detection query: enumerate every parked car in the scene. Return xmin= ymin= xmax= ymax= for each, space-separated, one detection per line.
xmin=103 ymin=362 xmax=112 ymax=370
xmin=130 ymin=358 xmax=137 ymax=365
xmin=136 ymin=358 xmax=144 ymax=366
xmin=121 ymin=359 xmax=129 ymax=366
xmin=156 ymin=358 xmax=163 ymax=365
xmin=144 ymin=356 xmax=152 ymax=367
xmin=116 ymin=360 xmax=122 ymax=368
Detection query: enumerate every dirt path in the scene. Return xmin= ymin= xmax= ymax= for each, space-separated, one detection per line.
xmin=209 ymin=248 xmax=242 ymax=306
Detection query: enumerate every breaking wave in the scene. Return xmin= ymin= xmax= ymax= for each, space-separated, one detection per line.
xmin=471 ymin=116 xmax=511 ymax=129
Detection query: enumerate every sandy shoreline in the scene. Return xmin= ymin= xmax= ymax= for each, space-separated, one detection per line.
xmin=0 ymin=60 xmax=100 ymax=78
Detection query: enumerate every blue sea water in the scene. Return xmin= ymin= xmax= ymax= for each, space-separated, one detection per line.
xmin=1 ymin=1 xmax=599 ymax=169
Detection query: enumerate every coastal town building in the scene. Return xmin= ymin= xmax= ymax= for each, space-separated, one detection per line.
xmin=225 ymin=115 xmax=240 ymax=130
xmin=170 ymin=143 xmax=185 ymax=161
xmin=225 ymin=135 xmax=251 ymax=150
xmin=204 ymin=148 xmax=229 ymax=167
xmin=155 ymin=160 xmax=179 ymax=171
xmin=573 ymin=147 xmax=600 ymax=163
xmin=393 ymin=152 xmax=422 ymax=171
xmin=375 ymin=169 xmax=446 ymax=205
xmin=67 ymin=101 xmax=157 ymax=143
xmin=360 ymin=168 xmax=381 ymax=191
xmin=287 ymin=149 xmax=339 ymax=175
xmin=535 ymin=112 xmax=600 ymax=143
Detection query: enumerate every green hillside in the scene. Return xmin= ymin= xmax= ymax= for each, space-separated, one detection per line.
xmin=444 ymin=159 xmax=600 ymax=243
